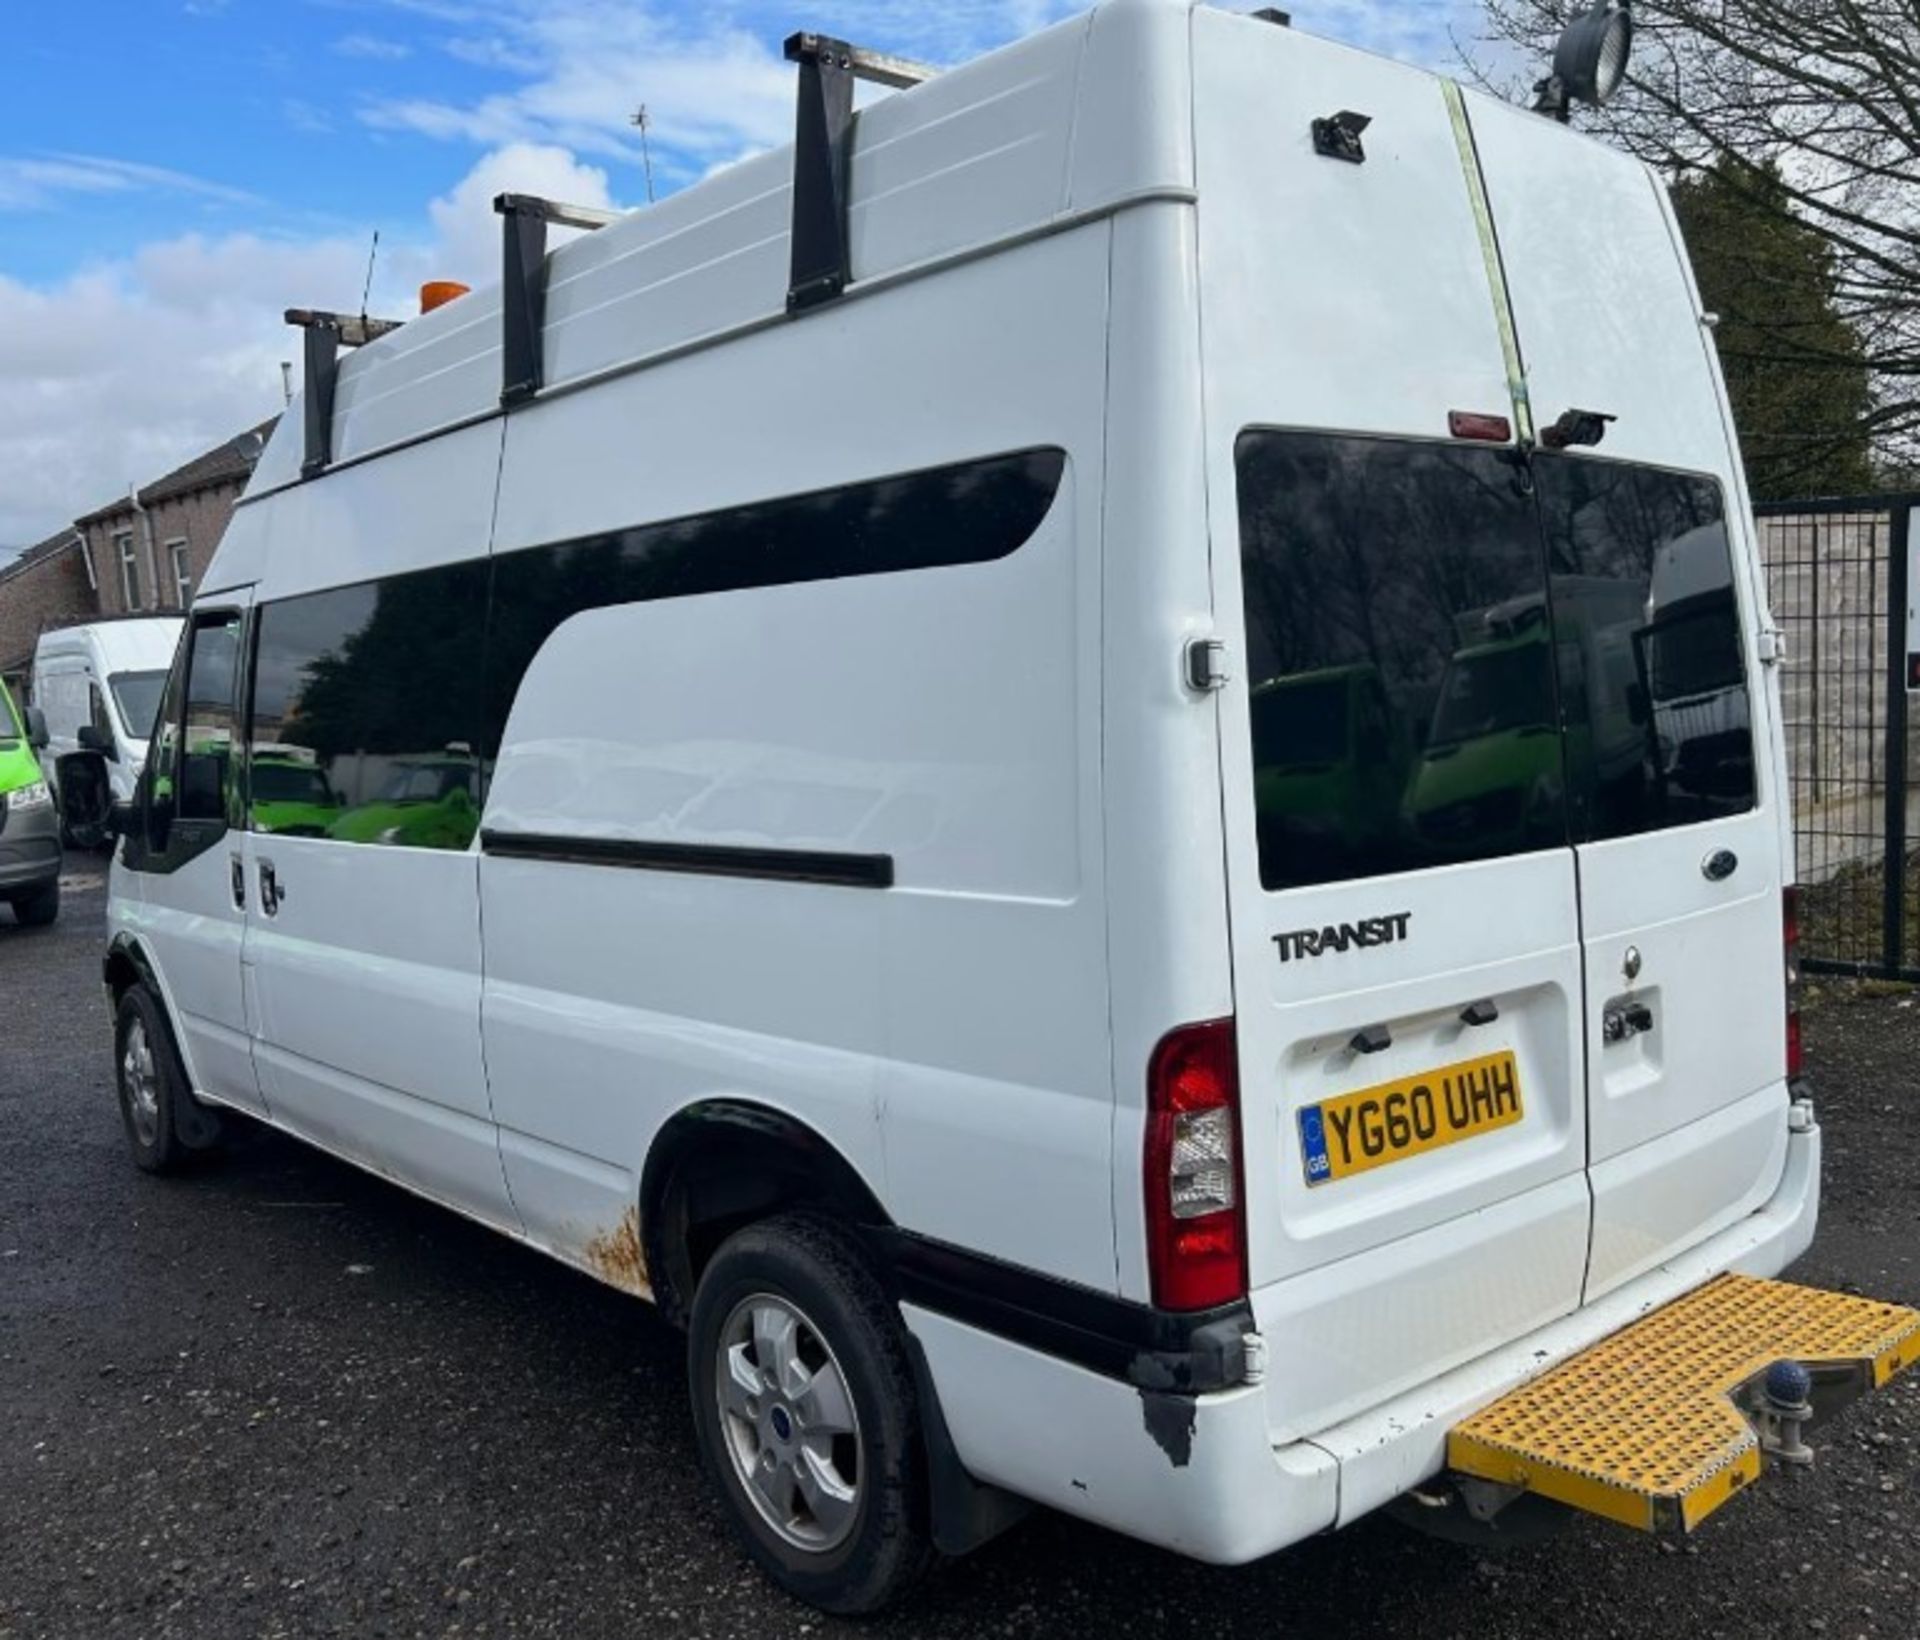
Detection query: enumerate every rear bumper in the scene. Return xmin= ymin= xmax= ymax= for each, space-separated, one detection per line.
xmin=905 ymin=1112 xmax=1821 ymax=1563
xmin=0 ymin=803 xmax=61 ymax=893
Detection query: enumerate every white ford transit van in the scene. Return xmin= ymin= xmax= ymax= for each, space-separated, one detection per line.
xmin=70 ymin=0 xmax=1918 ymax=1614
xmin=33 ymin=617 xmax=182 ymax=812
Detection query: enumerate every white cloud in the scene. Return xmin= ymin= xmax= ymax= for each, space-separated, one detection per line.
xmin=424 ymin=142 xmax=615 ymax=284
xmin=334 ymin=31 xmax=413 ymax=61
xmin=0 ymin=152 xmax=260 ymax=212
xmin=0 ymin=145 xmax=614 ymax=545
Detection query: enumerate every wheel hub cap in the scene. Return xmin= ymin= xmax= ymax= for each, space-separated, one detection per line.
xmin=715 ymin=1293 xmax=862 ymax=1554
xmin=121 ymin=1020 xmax=160 ymax=1147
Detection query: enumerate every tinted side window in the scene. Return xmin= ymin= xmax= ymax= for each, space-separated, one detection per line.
xmin=484 ymin=448 xmax=1066 ymax=745
xmin=1533 ymin=458 xmax=1755 ymax=839
xmin=179 ymin=614 xmax=241 ymax=823
xmin=249 ymin=565 xmax=489 ymax=849
xmin=242 ymin=450 xmax=1065 ymax=850
xmin=1235 ymin=431 xmax=1567 ymax=892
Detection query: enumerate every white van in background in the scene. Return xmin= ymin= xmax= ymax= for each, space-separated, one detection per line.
xmin=59 ymin=0 xmax=1919 ymax=1616
xmin=33 ymin=617 xmax=181 ymax=813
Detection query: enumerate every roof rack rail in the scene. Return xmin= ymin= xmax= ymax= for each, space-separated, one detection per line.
xmin=783 ymin=32 xmax=937 ymax=314
xmin=284 ymin=308 xmax=405 ymax=479
xmin=495 ymin=192 xmax=624 ymax=407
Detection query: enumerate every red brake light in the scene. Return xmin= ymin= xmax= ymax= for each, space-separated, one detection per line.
xmin=1784 ymin=888 xmax=1803 ymax=1080
xmin=1449 ymin=410 xmax=1514 ymax=444
xmin=1144 ymin=1019 xmax=1247 ymax=1312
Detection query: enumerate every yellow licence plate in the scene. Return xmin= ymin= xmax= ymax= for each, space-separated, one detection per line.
xmin=1298 ymin=1050 xmax=1523 ymax=1187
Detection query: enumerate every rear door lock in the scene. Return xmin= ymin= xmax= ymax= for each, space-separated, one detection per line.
xmin=1603 ymin=1002 xmax=1654 ymax=1044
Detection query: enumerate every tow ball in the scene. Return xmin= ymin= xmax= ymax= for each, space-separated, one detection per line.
xmin=1749 ymin=1360 xmax=1816 ymax=1467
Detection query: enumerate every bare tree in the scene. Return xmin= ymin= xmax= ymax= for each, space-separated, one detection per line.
xmin=1474 ymin=1 xmax=1920 ymax=478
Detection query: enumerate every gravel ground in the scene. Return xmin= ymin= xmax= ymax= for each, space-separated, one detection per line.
xmin=2 ymin=881 xmax=1915 ymax=1639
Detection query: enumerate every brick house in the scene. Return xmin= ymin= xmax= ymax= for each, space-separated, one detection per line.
xmin=75 ymin=417 xmax=278 ymax=618
xmin=0 ymin=529 xmax=100 ymax=697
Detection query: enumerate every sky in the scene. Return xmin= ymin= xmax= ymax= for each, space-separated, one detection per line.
xmin=0 ymin=0 xmax=1487 ymax=554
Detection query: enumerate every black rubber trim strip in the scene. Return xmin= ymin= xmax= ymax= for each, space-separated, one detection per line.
xmin=479 ymin=829 xmax=894 ymax=889
xmin=876 ymin=1229 xmax=1254 ymax=1393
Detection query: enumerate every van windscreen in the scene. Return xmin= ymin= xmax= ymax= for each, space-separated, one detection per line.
xmin=1234 ymin=432 xmax=1759 ymax=894
xmin=110 ymin=670 xmax=168 ymax=741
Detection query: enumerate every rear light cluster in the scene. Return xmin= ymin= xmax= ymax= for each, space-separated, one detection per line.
xmin=1144 ymin=1019 xmax=1248 ymax=1312
xmin=1784 ymin=887 xmax=1803 ymax=1080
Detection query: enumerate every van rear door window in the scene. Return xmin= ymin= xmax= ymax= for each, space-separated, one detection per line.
xmin=1532 ymin=456 xmax=1756 ymax=839
xmin=1234 ymin=431 xmax=1568 ymax=892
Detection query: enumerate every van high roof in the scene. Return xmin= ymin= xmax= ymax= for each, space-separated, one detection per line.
xmin=246 ymin=0 xmax=1543 ymax=502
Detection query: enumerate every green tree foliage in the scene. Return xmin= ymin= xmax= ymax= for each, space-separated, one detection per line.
xmin=1671 ymin=159 xmax=1876 ymax=500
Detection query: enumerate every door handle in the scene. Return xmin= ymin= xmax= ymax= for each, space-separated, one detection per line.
xmin=258 ymin=859 xmax=286 ymax=916
xmin=229 ymin=853 xmax=247 ymax=911
xmin=1603 ymin=1002 xmax=1654 ymax=1044
xmin=1703 ymin=849 xmax=1739 ymax=883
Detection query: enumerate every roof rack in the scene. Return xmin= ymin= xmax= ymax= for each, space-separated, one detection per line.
xmin=495 ymin=192 xmax=624 ymax=407
xmin=284 ymin=308 xmax=405 ymax=479
xmin=286 ymin=31 xmax=933 ymax=481
xmin=784 ymin=32 xmax=937 ymax=314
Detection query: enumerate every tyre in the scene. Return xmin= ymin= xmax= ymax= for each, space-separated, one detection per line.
xmin=11 ymin=878 xmax=59 ymax=927
xmin=688 ymin=1213 xmax=932 ymax=1615
xmin=113 ymin=986 xmax=221 ymax=1173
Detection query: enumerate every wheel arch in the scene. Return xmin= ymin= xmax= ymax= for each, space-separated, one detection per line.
xmin=102 ymin=932 xmax=160 ymax=1006
xmin=639 ymin=1100 xmax=892 ymax=1330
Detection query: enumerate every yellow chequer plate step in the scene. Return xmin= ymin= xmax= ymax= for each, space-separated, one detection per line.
xmin=1448 ymin=1274 xmax=1920 ymax=1535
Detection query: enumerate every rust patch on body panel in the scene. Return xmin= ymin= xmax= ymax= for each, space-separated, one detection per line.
xmin=583 ymin=1207 xmax=654 ymax=1300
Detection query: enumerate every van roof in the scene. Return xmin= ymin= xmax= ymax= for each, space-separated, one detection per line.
xmin=237 ymin=1 xmax=1644 ymax=528
xmin=35 ymin=617 xmax=183 ymax=674
xmin=241 ymin=0 xmax=1281 ymax=501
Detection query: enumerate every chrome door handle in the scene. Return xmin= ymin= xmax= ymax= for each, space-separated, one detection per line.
xmin=1703 ymin=849 xmax=1738 ymax=883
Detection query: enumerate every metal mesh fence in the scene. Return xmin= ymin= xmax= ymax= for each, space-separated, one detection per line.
xmin=1757 ymin=497 xmax=1918 ymax=978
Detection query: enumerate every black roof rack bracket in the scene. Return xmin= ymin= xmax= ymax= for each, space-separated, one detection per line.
xmin=785 ymin=33 xmax=858 ymax=315
xmin=300 ymin=322 xmax=340 ymax=480
xmin=495 ymin=193 xmax=622 ymax=407
xmin=782 ymin=32 xmax=934 ymax=316
xmin=284 ymin=308 xmax=402 ymax=479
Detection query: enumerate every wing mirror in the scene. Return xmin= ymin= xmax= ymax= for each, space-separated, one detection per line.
xmin=54 ymin=750 xmax=123 ymax=849
xmin=25 ymin=706 xmax=49 ymax=751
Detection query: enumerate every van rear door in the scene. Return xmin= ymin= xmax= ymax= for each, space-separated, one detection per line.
xmin=1465 ymin=96 xmax=1791 ymax=1300
xmin=1192 ymin=13 xmax=1591 ymax=1444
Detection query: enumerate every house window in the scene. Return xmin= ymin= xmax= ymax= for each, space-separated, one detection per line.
xmin=167 ymin=539 xmax=192 ymax=608
xmin=115 ymin=532 xmax=143 ymax=611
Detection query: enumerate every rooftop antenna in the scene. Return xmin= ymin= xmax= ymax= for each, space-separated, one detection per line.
xmin=630 ymin=105 xmax=657 ymax=204
xmin=359 ymin=229 xmax=380 ymax=322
